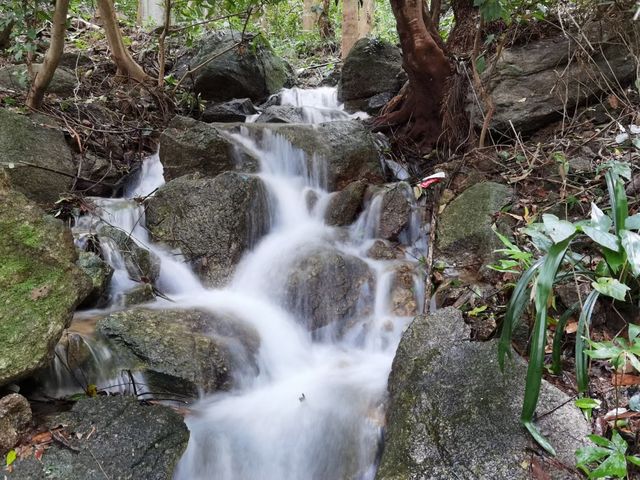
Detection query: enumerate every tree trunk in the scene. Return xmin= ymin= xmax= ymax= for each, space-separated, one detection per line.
xmin=446 ymin=0 xmax=478 ymax=54
xmin=341 ymin=0 xmax=374 ymax=59
xmin=374 ymin=0 xmax=452 ymax=152
xmin=302 ymin=0 xmax=320 ymax=32
xmin=318 ymin=0 xmax=333 ymax=40
xmin=137 ymin=0 xmax=165 ymax=26
xmin=97 ymin=0 xmax=149 ymax=83
xmin=26 ymin=0 xmax=69 ymax=109
xmin=0 ymin=20 xmax=14 ymax=51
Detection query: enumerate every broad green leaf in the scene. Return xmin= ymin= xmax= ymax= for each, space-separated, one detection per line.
xmin=575 ymin=398 xmax=601 ymax=409
xmin=542 ymin=214 xmax=577 ymax=243
xmin=583 ymin=226 xmax=620 ymax=251
xmin=585 ymin=341 xmax=623 ymax=360
xmin=625 ymin=214 xmax=640 ymax=230
xmin=522 ymin=224 xmax=553 ymax=252
xmin=576 ymin=445 xmax=611 ymax=467
xmin=627 ymin=455 xmax=640 ymax=466
xmin=620 ymin=229 xmax=640 ymax=276
xmin=591 ymin=277 xmax=629 ymax=301
xmin=605 ymin=171 xmax=629 ymax=234
xmin=589 ymin=451 xmax=627 ymax=478
xmin=601 ymin=247 xmax=625 ymax=275
xmin=551 ymin=304 xmax=578 ymax=374
xmin=521 ymin=239 xmax=570 ymax=454
xmin=629 ymin=323 xmax=640 ymax=341
xmin=576 ymin=291 xmax=600 ymax=392
xmin=5 ymin=449 xmax=16 ymax=466
xmin=588 ymin=434 xmax=614 ymax=448
xmin=610 ymin=430 xmax=628 ymax=453
xmin=627 ymin=352 xmax=640 ymax=373
xmin=590 ymin=203 xmax=612 ymax=232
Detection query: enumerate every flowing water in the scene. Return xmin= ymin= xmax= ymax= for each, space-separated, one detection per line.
xmin=50 ymin=87 xmax=426 ymax=480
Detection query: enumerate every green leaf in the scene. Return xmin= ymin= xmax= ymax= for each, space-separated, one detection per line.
xmin=605 ymin=170 xmax=629 ymax=234
xmin=585 ymin=341 xmax=623 ymax=359
xmin=575 ymin=398 xmax=601 ymax=409
xmin=6 ymin=449 xmax=16 ymax=466
xmin=588 ymin=434 xmax=615 ymax=448
xmin=590 ymin=203 xmax=613 ymax=232
xmin=591 ymin=277 xmax=629 ymax=301
xmin=610 ymin=430 xmax=628 ymax=453
xmin=576 ymin=445 xmax=611 ymax=467
xmin=589 ymin=451 xmax=627 ymax=478
xmin=498 ymin=258 xmax=543 ymax=370
xmin=629 ymin=323 xmax=640 ymax=341
xmin=576 ymin=291 xmax=600 ymax=392
xmin=625 ymin=214 xmax=640 ymax=230
xmin=583 ymin=226 xmax=620 ymax=251
xmin=476 ymin=54 xmax=486 ymax=74
xmin=620 ymin=229 xmax=640 ymax=276
xmin=468 ymin=305 xmax=487 ymax=316
xmin=521 ymin=239 xmax=570 ymax=454
xmin=626 ymin=455 xmax=640 ymax=467
xmin=542 ymin=214 xmax=577 ymax=243
xmin=551 ymin=303 xmax=579 ymax=374
xmin=524 ymin=421 xmax=556 ymax=456
xmin=601 ymin=247 xmax=625 ymax=275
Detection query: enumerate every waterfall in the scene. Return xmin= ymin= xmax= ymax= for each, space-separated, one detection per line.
xmin=54 ymin=87 xmax=425 ymax=480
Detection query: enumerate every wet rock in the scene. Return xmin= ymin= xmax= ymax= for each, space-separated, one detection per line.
xmin=256 ymin=105 xmax=350 ymax=124
xmin=0 ymin=108 xmax=76 ymax=205
xmin=378 ymin=182 xmax=413 ymax=240
xmin=97 ymin=309 xmax=260 ymax=397
xmin=7 ymin=396 xmax=189 ymax=480
xmin=437 ymin=182 xmax=513 ymax=263
xmin=283 ymin=247 xmax=375 ymax=331
xmin=325 ymin=179 xmax=367 ymax=226
xmin=389 ymin=263 xmax=420 ymax=317
xmin=376 ymin=307 xmax=589 ymax=480
xmin=76 ymin=153 xmax=125 ymax=197
xmin=475 ymin=18 xmax=637 ymax=135
xmin=146 ymin=172 xmax=270 ymax=287
xmin=176 ymin=30 xmax=294 ymax=102
xmin=201 ymin=98 xmax=258 ymax=123
xmin=239 ymin=120 xmax=384 ymax=191
xmin=0 ymin=394 xmax=31 ymax=452
xmin=0 ymin=64 xmax=77 ymax=97
xmin=366 ymin=239 xmax=402 ymax=260
xmin=76 ymin=251 xmax=113 ymax=308
xmin=123 ymin=283 xmax=156 ymax=307
xmin=99 ymin=226 xmax=160 ymax=284
xmin=338 ymin=38 xmax=406 ymax=112
xmin=0 ymin=186 xmax=91 ymax=386
xmin=159 ymin=115 xmax=259 ymax=181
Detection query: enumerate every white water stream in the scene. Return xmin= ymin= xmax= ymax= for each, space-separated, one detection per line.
xmin=52 ymin=87 xmax=426 ymax=480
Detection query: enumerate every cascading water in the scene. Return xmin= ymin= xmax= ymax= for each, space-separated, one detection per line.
xmin=51 ymin=87 xmax=426 ymax=480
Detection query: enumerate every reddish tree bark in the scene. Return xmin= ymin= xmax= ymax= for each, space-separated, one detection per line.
xmin=374 ymin=0 xmax=452 ymax=152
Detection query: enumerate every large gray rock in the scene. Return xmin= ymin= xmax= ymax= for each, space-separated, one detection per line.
xmin=159 ymin=115 xmax=259 ymax=181
xmin=378 ymin=182 xmax=413 ymax=241
xmin=0 ymin=109 xmax=76 ymax=205
xmin=0 ymin=64 xmax=77 ymax=97
xmin=241 ymin=120 xmax=385 ymax=191
xmin=376 ymin=308 xmax=589 ymax=480
xmin=477 ymin=19 xmax=638 ymax=134
xmin=256 ymin=105 xmax=350 ymax=124
xmin=325 ymin=179 xmax=367 ymax=226
xmin=437 ymin=182 xmax=512 ymax=263
xmin=7 ymin=396 xmax=189 ymax=480
xmin=0 ymin=184 xmax=91 ymax=386
xmin=177 ymin=30 xmax=294 ymax=102
xmin=97 ymin=309 xmax=260 ymax=397
xmin=283 ymin=247 xmax=375 ymax=332
xmin=146 ymin=172 xmax=270 ymax=287
xmin=0 ymin=394 xmax=31 ymax=452
xmin=201 ymin=98 xmax=258 ymax=123
xmin=338 ymin=38 xmax=406 ymax=113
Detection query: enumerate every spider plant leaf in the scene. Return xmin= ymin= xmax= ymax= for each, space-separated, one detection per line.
xmin=524 ymin=421 xmax=557 ymax=457
xmin=522 ymin=238 xmax=571 ymax=454
xmin=590 ymin=203 xmax=612 ymax=232
xmin=498 ymin=257 xmax=544 ymax=371
xmin=605 ymin=170 xmax=629 ymax=234
xmin=629 ymin=323 xmax=640 ymax=342
xmin=551 ymin=303 xmax=579 ymax=375
xmin=589 ymin=452 xmax=627 ymax=479
xmin=576 ymin=290 xmax=600 ymax=393
xmin=624 ymin=214 xmax=640 ymax=230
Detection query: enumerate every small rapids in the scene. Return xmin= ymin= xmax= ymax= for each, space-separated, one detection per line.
xmin=49 ymin=87 xmax=426 ymax=480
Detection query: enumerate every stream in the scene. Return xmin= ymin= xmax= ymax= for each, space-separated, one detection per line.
xmin=45 ymin=87 xmax=427 ymax=480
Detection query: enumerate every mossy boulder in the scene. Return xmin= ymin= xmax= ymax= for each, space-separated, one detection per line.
xmin=376 ymin=308 xmax=589 ymax=479
xmin=97 ymin=309 xmax=260 ymax=398
xmin=0 ymin=109 xmax=76 ymax=206
xmin=0 ymin=64 xmax=77 ymax=97
xmin=437 ymin=182 xmax=512 ymax=263
xmin=0 ymin=186 xmax=91 ymax=386
xmin=145 ymin=172 xmax=270 ymax=287
xmin=6 ymin=396 xmax=189 ymax=480
xmin=176 ymin=30 xmax=294 ymax=102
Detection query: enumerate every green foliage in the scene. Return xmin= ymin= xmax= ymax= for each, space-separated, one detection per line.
xmin=576 ymin=431 xmax=640 ymax=479
xmin=497 ymin=161 xmax=640 ymax=454
xmin=574 ymin=397 xmax=600 ymax=421
xmin=586 ymin=323 xmax=640 ymax=373
xmin=0 ymin=0 xmax=51 ymax=62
